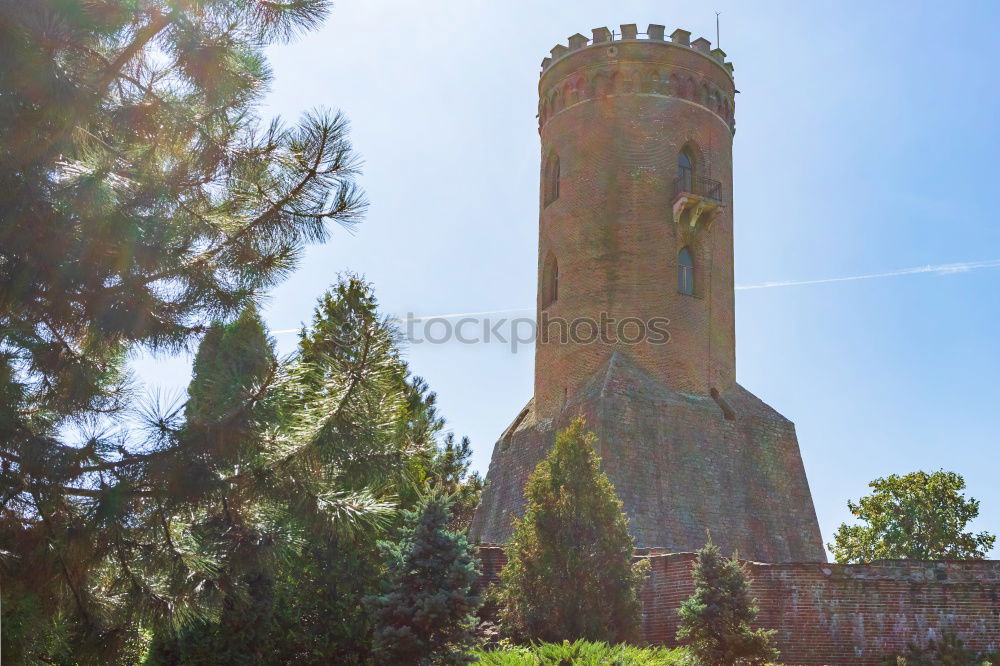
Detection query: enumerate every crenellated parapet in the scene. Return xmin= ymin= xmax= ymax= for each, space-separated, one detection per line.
xmin=541 ymin=24 xmax=734 ymax=73
xmin=538 ymin=24 xmax=736 ymax=133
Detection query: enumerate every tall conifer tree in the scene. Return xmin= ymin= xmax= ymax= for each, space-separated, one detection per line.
xmin=141 ymin=277 xmax=481 ymax=665
xmin=497 ymin=417 xmax=646 ymax=644
xmin=676 ymin=539 xmax=778 ymax=666
xmin=369 ymin=492 xmax=482 ymax=666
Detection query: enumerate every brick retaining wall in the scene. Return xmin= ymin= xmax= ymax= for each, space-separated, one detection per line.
xmin=477 ymin=546 xmax=1000 ymax=665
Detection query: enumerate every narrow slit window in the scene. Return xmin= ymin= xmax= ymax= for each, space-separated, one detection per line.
xmin=544 ymin=153 xmax=560 ymax=206
xmin=542 ymin=253 xmax=559 ymax=307
xmin=678 ymin=247 xmax=694 ymax=295
xmin=677 ymin=149 xmax=694 ymax=193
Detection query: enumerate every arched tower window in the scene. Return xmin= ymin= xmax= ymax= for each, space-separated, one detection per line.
xmin=542 ymin=253 xmax=559 ymax=307
xmin=677 ymin=148 xmax=694 ymax=193
xmin=678 ymin=247 xmax=694 ymax=295
xmin=543 ymin=152 xmax=560 ymax=206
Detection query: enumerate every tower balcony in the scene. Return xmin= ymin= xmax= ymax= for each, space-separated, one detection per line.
xmin=672 ymin=174 xmax=723 ymax=229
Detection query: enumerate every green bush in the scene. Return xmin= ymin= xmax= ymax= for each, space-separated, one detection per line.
xmin=471 ymin=639 xmax=689 ymax=665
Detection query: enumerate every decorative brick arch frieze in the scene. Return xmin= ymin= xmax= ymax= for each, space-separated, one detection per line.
xmin=538 ymin=61 xmax=735 ymax=132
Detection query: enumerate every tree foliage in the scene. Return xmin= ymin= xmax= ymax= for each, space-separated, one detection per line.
xmin=0 ymin=0 xmax=373 ymax=659
xmin=830 ymin=470 xmax=995 ymax=563
xmin=141 ymin=277 xmax=482 ymax=665
xmin=1 ymin=0 xmax=362 ymax=432
xmin=430 ymin=432 xmax=485 ymax=531
xmin=0 ymin=3 xmax=488 ymax=662
xmin=265 ymin=532 xmax=384 ymax=665
xmin=368 ymin=492 xmax=482 ymax=665
xmin=676 ymin=539 xmax=777 ymax=666
xmin=497 ymin=417 xmax=646 ymax=644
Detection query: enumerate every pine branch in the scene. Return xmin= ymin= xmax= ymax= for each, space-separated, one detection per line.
xmin=93 ymin=8 xmax=175 ymax=93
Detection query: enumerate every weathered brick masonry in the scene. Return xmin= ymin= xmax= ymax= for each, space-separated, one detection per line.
xmin=470 ymin=351 xmax=826 ymax=561
xmin=478 ymin=546 xmax=1000 ymax=665
xmin=470 ymin=23 xmax=826 ymax=563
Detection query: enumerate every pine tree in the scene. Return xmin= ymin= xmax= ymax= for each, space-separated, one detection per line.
xmin=369 ymin=492 xmax=482 ymax=666
xmin=0 ymin=0 xmax=370 ymax=660
xmin=0 ymin=0 xmax=363 ymax=442
xmin=429 ymin=433 xmax=485 ymax=531
xmin=497 ymin=417 xmax=647 ymax=644
xmin=0 ymin=3 xmax=486 ymax=660
xmin=143 ymin=277 xmax=482 ymax=665
xmin=677 ymin=539 xmax=778 ymax=666
xmin=1 ymin=271 xmax=480 ymax=662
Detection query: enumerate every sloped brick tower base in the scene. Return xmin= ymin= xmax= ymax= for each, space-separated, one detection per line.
xmin=470 ymin=25 xmax=826 ymax=562
xmin=470 ymin=352 xmax=825 ymax=562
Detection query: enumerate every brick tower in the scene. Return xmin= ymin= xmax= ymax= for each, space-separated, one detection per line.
xmin=469 ymin=24 xmax=826 ymax=562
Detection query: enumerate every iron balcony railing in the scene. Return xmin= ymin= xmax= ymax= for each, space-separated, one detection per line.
xmin=673 ymin=174 xmax=722 ymax=202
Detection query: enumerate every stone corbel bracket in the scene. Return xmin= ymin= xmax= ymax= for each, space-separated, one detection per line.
xmin=673 ymin=195 xmax=724 ymax=231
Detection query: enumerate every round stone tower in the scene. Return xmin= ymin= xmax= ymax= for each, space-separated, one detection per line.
xmin=535 ymin=24 xmax=736 ymax=419
xmin=471 ymin=24 xmax=825 ymax=564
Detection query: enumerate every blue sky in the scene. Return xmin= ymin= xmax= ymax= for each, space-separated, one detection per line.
xmin=134 ymin=0 xmax=1000 ymax=557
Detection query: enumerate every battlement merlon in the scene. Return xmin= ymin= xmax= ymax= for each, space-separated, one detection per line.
xmin=540 ymin=24 xmax=734 ymax=79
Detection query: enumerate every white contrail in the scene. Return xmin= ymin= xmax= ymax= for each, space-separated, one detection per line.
xmin=269 ymin=308 xmax=532 ymax=334
xmin=269 ymin=259 xmax=1000 ymax=333
xmin=403 ymin=308 xmax=533 ymax=321
xmin=735 ymin=258 xmax=1000 ymax=290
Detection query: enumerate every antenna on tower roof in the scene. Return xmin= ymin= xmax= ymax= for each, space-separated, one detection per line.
xmin=716 ymin=11 xmax=721 ymax=48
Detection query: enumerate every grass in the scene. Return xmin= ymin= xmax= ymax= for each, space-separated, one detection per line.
xmin=471 ymin=639 xmax=690 ymax=665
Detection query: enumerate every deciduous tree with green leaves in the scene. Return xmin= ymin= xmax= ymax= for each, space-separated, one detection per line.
xmin=497 ymin=417 xmax=647 ymax=644
xmin=830 ymin=470 xmax=995 ymax=563
xmin=677 ymin=539 xmax=778 ymax=666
